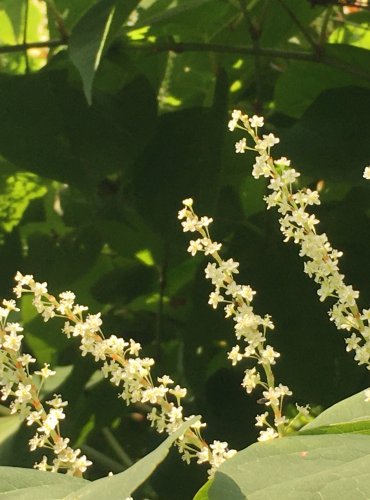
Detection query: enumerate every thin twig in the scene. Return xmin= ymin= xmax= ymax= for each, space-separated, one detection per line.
xmin=0 ymin=39 xmax=319 ymax=60
xmin=0 ymin=39 xmax=369 ymax=83
xmin=124 ymin=41 xmax=320 ymax=61
xmin=45 ymin=0 xmax=70 ymax=41
xmin=0 ymin=39 xmax=67 ymax=54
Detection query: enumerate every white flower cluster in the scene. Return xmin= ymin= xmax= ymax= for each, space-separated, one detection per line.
xmin=229 ymin=110 xmax=370 ymax=370
xmin=13 ymin=272 xmax=235 ymax=476
xmin=178 ymin=199 xmax=294 ymax=441
xmin=0 ymin=297 xmax=91 ymax=476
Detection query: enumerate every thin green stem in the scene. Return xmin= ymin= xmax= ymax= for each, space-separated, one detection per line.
xmin=319 ymin=5 xmax=333 ymax=46
xmin=80 ymin=444 xmax=125 ymax=474
xmin=23 ymin=0 xmax=30 ymax=73
xmin=102 ymin=427 xmax=133 ymax=468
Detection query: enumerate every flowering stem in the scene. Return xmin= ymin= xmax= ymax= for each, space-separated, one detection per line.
xmin=229 ymin=109 xmax=370 ymax=370
xmin=14 ymin=273 xmax=237 ymax=476
xmin=179 ymin=197 xmax=295 ymax=441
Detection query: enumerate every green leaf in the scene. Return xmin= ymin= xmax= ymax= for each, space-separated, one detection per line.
xmin=69 ymin=0 xmax=116 ymax=104
xmin=69 ymin=0 xmax=140 ymax=104
xmin=300 ymin=420 xmax=370 ymax=436
xmin=136 ymin=0 xmax=231 ymax=40
xmin=301 ymin=389 xmax=370 ymax=434
xmin=0 ymin=0 xmax=22 ymax=42
xmin=47 ymin=0 xmax=93 ymax=33
xmin=0 ymin=466 xmax=87 ymax=498
xmin=275 ymin=44 xmax=370 ymax=118
xmin=65 ymin=416 xmax=200 ymax=499
xmin=0 ymin=416 xmax=22 ymax=446
xmin=134 ymin=69 xmax=228 ymax=238
xmin=193 ymin=479 xmax=214 ymax=500
xmin=0 ymin=68 xmax=157 ymax=187
xmin=258 ymin=0 xmax=323 ymax=48
xmin=206 ymin=434 xmax=370 ymax=499
xmin=90 ymin=262 xmax=157 ymax=304
xmin=278 ymin=86 xmax=370 ymax=181
xmin=0 ymin=173 xmax=47 ymax=235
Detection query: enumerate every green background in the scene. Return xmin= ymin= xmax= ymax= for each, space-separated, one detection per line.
xmin=0 ymin=1 xmax=369 ymax=498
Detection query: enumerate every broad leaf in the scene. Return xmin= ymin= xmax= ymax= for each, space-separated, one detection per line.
xmin=0 ymin=416 xmax=21 ymax=447
xmin=0 ymin=466 xmax=87 ymax=498
xmin=275 ymin=44 xmax=370 ymax=118
xmin=301 ymin=389 xmax=370 ymax=433
xmin=69 ymin=0 xmax=139 ymax=103
xmin=0 ymin=69 xmax=156 ymax=187
xmin=278 ymin=86 xmax=370 ymax=181
xmin=204 ymin=433 xmax=370 ymax=499
xmin=65 ymin=416 xmax=200 ymax=499
xmin=193 ymin=479 xmax=213 ymax=500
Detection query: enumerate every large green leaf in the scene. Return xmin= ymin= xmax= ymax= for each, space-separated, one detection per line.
xmin=64 ymin=416 xmax=200 ymax=499
xmin=133 ymin=69 xmax=228 ymax=238
xmin=0 ymin=419 xmax=199 ymax=498
xmin=69 ymin=0 xmax=139 ymax=104
xmin=301 ymin=389 xmax=370 ymax=434
xmin=0 ymin=173 xmax=47 ymax=235
xmin=0 ymin=68 xmax=156 ymax=187
xmin=275 ymin=44 xmax=370 ymax=118
xmin=194 ymin=479 xmax=213 ymax=500
xmin=0 ymin=416 xmax=21 ymax=446
xmin=135 ymin=0 xmax=234 ymax=40
xmin=257 ymin=0 xmax=323 ymax=48
xmin=0 ymin=466 xmax=87 ymax=498
xmin=204 ymin=433 xmax=370 ymax=499
xmin=278 ymin=86 xmax=370 ymax=181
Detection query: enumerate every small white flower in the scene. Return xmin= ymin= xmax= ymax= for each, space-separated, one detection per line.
xmin=228 ymin=110 xmax=242 ymax=131
xmin=227 ymin=345 xmax=243 ymax=366
xmin=188 ymin=239 xmax=203 ymax=256
xmin=255 ymin=412 xmax=269 ymax=427
xmin=249 ymin=115 xmax=264 ymax=128
xmin=235 ymin=138 xmax=247 ymax=153
xmin=197 ymin=446 xmax=210 ymax=464
xmin=363 ymin=166 xmax=370 ymax=180
xmin=15 ymin=383 xmax=32 ymax=403
xmin=3 ymin=331 xmax=24 ymax=351
xmin=345 ymin=333 xmax=361 ymax=352
xmin=242 ymin=367 xmax=260 ymax=393
xmin=296 ymin=403 xmax=311 ymax=417
xmin=182 ymin=198 xmax=193 ymax=207
xmin=208 ymin=291 xmax=224 ymax=309
xmin=35 ymin=363 xmax=56 ymax=379
xmin=258 ymin=427 xmax=278 ymax=442
xmin=203 ymin=241 xmax=222 ymax=255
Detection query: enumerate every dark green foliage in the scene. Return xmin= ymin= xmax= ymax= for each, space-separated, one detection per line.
xmin=0 ymin=1 xmax=369 ymax=498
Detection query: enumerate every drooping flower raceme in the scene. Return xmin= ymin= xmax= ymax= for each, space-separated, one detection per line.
xmin=13 ymin=272 xmax=236 ymax=476
xmin=229 ymin=110 xmax=370 ymax=370
xmin=0 ymin=298 xmax=91 ymax=476
xmin=178 ymin=198 xmax=302 ymax=441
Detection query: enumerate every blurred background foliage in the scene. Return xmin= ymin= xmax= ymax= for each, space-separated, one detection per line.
xmin=0 ymin=0 xmax=369 ymax=498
